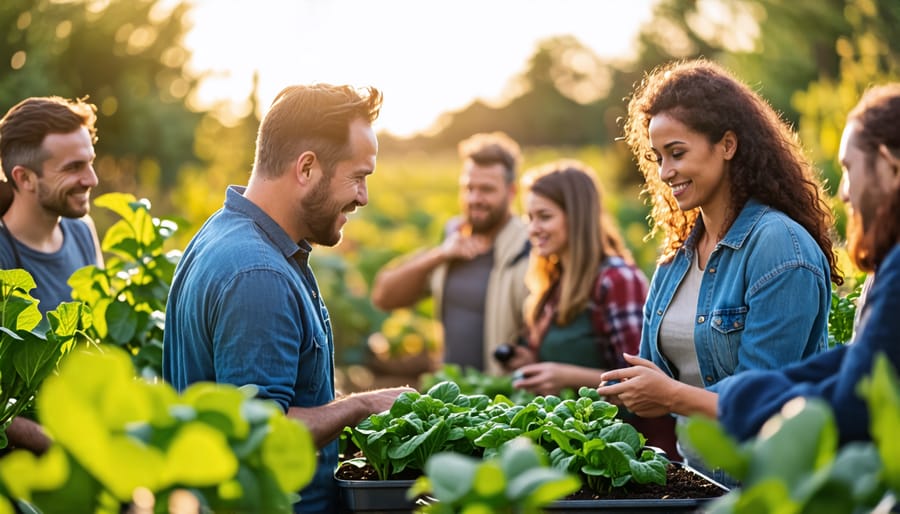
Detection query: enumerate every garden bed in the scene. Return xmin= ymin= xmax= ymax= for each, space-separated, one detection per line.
xmin=335 ymin=460 xmax=727 ymax=513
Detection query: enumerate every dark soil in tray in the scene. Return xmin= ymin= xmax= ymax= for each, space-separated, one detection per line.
xmin=335 ymin=461 xmax=726 ymax=501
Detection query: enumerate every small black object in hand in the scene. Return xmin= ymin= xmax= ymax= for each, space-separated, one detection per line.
xmin=493 ymin=343 xmax=516 ymax=363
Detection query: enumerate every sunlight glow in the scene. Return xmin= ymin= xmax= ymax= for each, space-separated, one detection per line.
xmin=179 ymin=0 xmax=656 ymax=136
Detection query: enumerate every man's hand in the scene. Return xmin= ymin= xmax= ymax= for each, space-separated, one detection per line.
xmin=439 ymin=232 xmax=491 ymax=261
xmin=359 ymin=386 xmax=417 ymax=415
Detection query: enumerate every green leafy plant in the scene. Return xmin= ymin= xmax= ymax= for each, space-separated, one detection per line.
xmin=342 ymin=382 xmax=670 ymax=497
xmin=407 ymin=437 xmax=581 ymax=514
xmin=68 ymin=192 xmax=181 ymax=378
xmin=0 ymin=347 xmax=317 ymax=513
xmin=828 ymin=280 xmax=863 ymax=347
xmin=682 ymin=352 xmax=900 ymax=514
xmin=0 ymin=269 xmax=93 ymax=449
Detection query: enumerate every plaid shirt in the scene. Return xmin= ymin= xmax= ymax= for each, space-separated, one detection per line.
xmin=589 ymin=258 xmax=649 ymax=369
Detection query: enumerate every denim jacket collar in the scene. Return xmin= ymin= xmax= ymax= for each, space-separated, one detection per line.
xmin=685 ymin=198 xmax=770 ymax=257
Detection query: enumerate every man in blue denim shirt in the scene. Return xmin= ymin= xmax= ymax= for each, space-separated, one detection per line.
xmin=163 ymin=84 xmax=412 ymax=513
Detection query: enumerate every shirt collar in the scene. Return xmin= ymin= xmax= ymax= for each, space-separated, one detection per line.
xmin=685 ymin=198 xmax=770 ymax=252
xmin=224 ymin=185 xmax=312 ymax=262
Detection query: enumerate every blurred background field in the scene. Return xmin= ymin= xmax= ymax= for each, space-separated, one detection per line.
xmin=2 ymin=0 xmax=894 ymax=391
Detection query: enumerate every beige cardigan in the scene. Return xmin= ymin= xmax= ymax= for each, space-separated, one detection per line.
xmin=429 ymin=215 xmax=530 ymax=375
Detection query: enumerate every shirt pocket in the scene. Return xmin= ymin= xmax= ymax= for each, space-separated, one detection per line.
xmin=297 ymin=330 xmax=327 ymax=394
xmin=708 ymin=306 xmax=748 ymax=375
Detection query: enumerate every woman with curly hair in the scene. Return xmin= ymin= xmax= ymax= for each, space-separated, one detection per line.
xmin=596 ymin=58 xmax=841 ymax=475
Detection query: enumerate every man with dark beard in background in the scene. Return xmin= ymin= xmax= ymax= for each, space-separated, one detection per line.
xmin=372 ymin=132 xmax=530 ymax=375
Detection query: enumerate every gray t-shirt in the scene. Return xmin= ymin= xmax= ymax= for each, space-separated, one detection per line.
xmin=441 ymin=250 xmax=493 ymax=370
xmin=0 ymin=217 xmax=97 ymax=315
xmin=658 ymin=251 xmax=704 ymax=388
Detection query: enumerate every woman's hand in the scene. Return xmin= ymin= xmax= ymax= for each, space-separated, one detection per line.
xmin=503 ymin=344 xmax=537 ymax=371
xmin=595 ymin=353 xmax=683 ymax=417
xmin=512 ymin=361 xmax=568 ymax=396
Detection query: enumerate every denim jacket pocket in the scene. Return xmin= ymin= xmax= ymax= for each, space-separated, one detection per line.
xmin=708 ymin=306 xmax=748 ymax=375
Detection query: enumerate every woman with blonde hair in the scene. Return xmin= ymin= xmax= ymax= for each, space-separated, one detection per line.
xmin=501 ymin=159 xmax=678 ymax=456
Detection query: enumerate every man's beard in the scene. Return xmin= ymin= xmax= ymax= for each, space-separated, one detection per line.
xmin=37 ymin=184 xmax=90 ymax=218
xmin=846 ymin=185 xmax=883 ymax=271
xmin=466 ymin=202 xmax=506 ymax=235
xmin=302 ymin=177 xmax=357 ymax=247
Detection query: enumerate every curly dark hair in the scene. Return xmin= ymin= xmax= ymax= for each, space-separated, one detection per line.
xmin=623 ymin=58 xmax=841 ymax=285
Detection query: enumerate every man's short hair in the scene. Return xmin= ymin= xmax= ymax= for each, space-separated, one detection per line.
xmin=457 ymin=132 xmax=521 ymax=184
xmin=0 ymin=96 xmax=98 ymax=187
xmin=253 ymin=84 xmax=382 ymax=179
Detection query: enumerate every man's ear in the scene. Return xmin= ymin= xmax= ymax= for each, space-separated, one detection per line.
xmin=878 ymin=144 xmax=900 ymax=177
xmin=721 ymin=130 xmax=738 ymax=160
xmin=9 ymin=165 xmax=34 ymax=191
xmin=295 ymin=151 xmax=318 ymax=186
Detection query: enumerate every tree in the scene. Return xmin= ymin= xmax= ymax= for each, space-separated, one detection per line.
xmin=0 ymin=0 xmax=203 ymax=196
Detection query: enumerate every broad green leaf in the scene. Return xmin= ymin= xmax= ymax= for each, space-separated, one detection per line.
xmin=681 ymin=415 xmax=749 ymax=479
xmin=521 ymin=471 xmax=581 ymax=508
xmin=424 ymin=452 xmax=476 ymax=503
xmin=105 ymin=301 xmax=138 ymax=345
xmin=1 ymin=295 xmax=40 ymax=332
xmin=260 ymin=415 xmax=316 ymax=493
xmin=499 ymin=437 xmax=542 ymax=477
xmin=94 ymin=192 xmax=141 ymax=224
xmin=47 ymin=302 xmax=90 ymax=339
xmin=508 ymin=467 xmax=575 ymax=503
xmin=162 ymin=421 xmax=238 ymax=487
xmin=0 ymin=269 xmax=36 ymax=296
xmin=11 ymin=330 xmax=61 ymax=389
xmin=472 ymin=461 xmax=505 ymax=497
xmin=858 ymin=354 xmax=900 ymax=492
xmin=181 ymin=383 xmax=249 ymax=439
xmin=727 ymin=479 xmax=798 ymax=514
xmin=629 ymin=454 xmax=667 ymax=485
xmin=0 ymin=445 xmax=69 ymax=500
xmin=67 ymin=266 xmax=108 ymax=305
xmin=99 ymin=435 xmax=166 ymax=499
xmin=426 ymin=381 xmax=460 ymax=404
xmin=746 ymin=398 xmax=836 ymax=489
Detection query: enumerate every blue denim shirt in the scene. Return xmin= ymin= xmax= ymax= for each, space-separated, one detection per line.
xmin=640 ymin=199 xmax=831 ymax=393
xmin=163 ymin=185 xmax=337 ymax=513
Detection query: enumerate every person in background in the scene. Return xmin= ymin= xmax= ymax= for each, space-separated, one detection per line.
xmin=501 ymin=159 xmax=676 ymax=458
xmin=371 ymin=132 xmax=530 ymax=375
xmin=597 ymin=58 xmax=841 ymax=480
xmin=716 ymin=83 xmax=900 ymax=444
xmin=0 ymin=96 xmax=105 ymax=456
xmin=0 ymin=96 xmax=103 ymax=314
xmin=162 ymin=83 xmax=413 ymax=514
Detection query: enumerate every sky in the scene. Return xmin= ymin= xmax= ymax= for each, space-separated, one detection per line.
xmin=179 ymin=0 xmax=657 ymax=137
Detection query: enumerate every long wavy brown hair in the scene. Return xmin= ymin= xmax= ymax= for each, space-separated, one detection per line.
xmin=623 ymin=58 xmax=842 ymax=285
xmin=521 ymin=159 xmax=632 ymax=327
xmin=844 ymin=83 xmax=900 ymax=271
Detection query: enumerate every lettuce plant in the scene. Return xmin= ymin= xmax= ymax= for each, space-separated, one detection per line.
xmin=407 ymin=437 xmax=581 ymax=514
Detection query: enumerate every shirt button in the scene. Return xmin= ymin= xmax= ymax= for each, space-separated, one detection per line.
xmin=708 ymin=267 xmax=716 ymax=273
xmin=697 ymin=316 xmax=705 ymax=324
xmin=733 ymin=321 xmax=741 ymax=328
xmin=657 ymin=309 xmax=663 ymax=316
xmin=714 ymin=317 xmax=722 ymax=326
xmin=705 ymin=375 xmax=714 ymax=383
xmin=312 ymin=291 xmax=317 ymax=299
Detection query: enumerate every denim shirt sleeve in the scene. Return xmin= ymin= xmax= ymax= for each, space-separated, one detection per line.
xmin=212 ymin=268 xmax=306 ymax=412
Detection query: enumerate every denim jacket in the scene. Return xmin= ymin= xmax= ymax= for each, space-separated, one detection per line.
xmin=639 ymin=199 xmax=831 ymax=393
